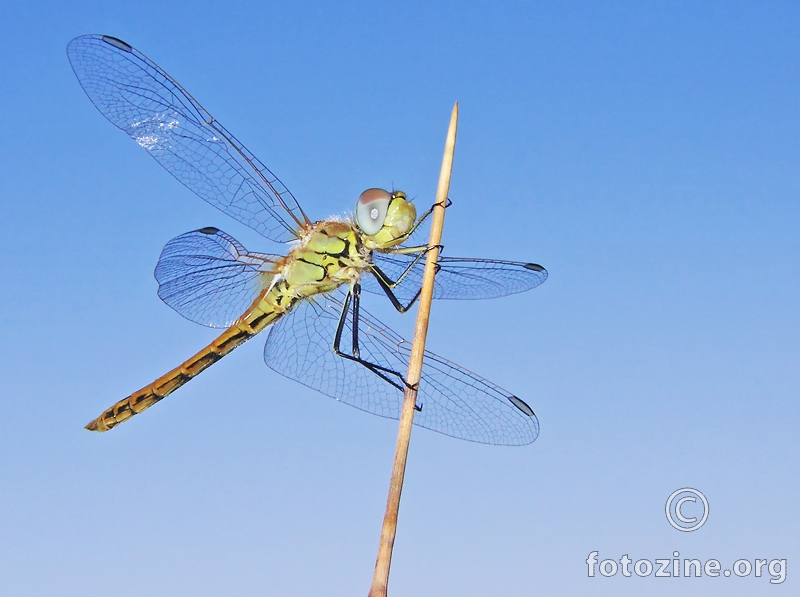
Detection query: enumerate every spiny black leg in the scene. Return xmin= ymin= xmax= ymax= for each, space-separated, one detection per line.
xmin=370 ymin=265 xmax=421 ymax=313
xmin=383 ymin=243 xmax=444 ymax=257
xmin=370 ymin=244 xmax=444 ymax=313
xmin=332 ymin=288 xmax=411 ymax=391
xmin=333 ymin=288 xmax=352 ymax=352
xmin=351 ymin=282 xmax=361 ymax=358
xmin=371 ymin=243 xmax=442 ymax=301
xmin=391 ymin=193 xmax=451 ymax=243
xmin=380 ymin=243 xmax=443 ymax=274
xmin=370 ymin=248 xmax=443 ymax=292
xmin=415 ymin=196 xmax=452 ymax=228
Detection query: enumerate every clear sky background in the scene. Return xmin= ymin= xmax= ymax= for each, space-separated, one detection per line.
xmin=1 ymin=1 xmax=798 ymax=596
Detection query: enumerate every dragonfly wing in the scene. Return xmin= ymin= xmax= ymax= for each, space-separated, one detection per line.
xmin=67 ymin=34 xmax=311 ymax=242
xmin=264 ymin=288 xmax=539 ymax=445
xmin=361 ymin=253 xmax=548 ymax=302
xmin=155 ymin=228 xmax=278 ymax=328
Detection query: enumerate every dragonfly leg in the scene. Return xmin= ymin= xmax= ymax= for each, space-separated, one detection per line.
xmin=332 ymin=285 xmax=411 ymax=392
xmin=370 ymin=243 xmax=444 ymax=313
xmin=383 ymin=243 xmax=443 ymax=256
xmin=411 ymin=197 xmax=452 ymax=232
xmin=379 ymin=244 xmax=441 ymax=278
xmin=351 ymin=282 xmax=361 ymax=358
xmin=390 ymin=196 xmax=452 ymax=245
xmin=369 ymin=264 xmax=423 ymax=313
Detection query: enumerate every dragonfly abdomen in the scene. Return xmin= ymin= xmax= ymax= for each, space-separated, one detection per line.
xmin=85 ymin=301 xmax=283 ymax=432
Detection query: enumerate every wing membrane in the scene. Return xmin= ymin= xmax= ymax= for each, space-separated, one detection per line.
xmin=67 ymin=34 xmax=311 ymax=242
xmin=362 ymin=253 xmax=548 ymax=303
xmin=155 ymin=228 xmax=278 ymax=328
xmin=264 ymin=289 xmax=539 ymax=445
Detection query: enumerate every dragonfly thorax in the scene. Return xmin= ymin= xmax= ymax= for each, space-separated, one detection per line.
xmin=274 ymin=221 xmax=369 ymax=303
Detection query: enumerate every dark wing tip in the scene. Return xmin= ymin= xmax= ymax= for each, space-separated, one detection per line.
xmin=524 ymin=263 xmax=546 ymax=272
xmin=198 ymin=226 xmax=220 ymax=235
xmin=101 ymin=35 xmax=133 ymax=52
xmin=508 ymin=395 xmax=536 ymax=417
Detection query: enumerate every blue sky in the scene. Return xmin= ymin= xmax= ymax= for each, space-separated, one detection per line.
xmin=1 ymin=1 xmax=798 ymax=595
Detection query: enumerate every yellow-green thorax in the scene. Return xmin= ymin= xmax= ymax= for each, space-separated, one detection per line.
xmin=252 ymin=190 xmax=417 ymax=317
xmin=256 ymin=221 xmax=366 ymax=313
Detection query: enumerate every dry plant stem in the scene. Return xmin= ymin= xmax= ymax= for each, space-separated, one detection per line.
xmin=368 ymin=103 xmax=459 ymax=597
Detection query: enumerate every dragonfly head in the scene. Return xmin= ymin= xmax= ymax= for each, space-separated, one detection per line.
xmin=355 ymin=188 xmax=416 ymax=249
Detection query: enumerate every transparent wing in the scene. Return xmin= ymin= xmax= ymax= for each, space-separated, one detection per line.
xmin=67 ymin=34 xmax=311 ymax=242
xmin=155 ymin=228 xmax=278 ymax=328
xmin=361 ymin=253 xmax=548 ymax=303
xmin=264 ymin=288 xmax=538 ymax=445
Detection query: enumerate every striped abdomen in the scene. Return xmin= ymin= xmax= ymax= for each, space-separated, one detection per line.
xmin=86 ymin=301 xmax=282 ymax=432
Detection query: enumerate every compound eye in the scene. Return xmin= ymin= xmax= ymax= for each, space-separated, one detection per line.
xmin=356 ymin=188 xmax=391 ymax=235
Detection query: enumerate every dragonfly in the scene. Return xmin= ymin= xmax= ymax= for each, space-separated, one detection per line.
xmin=67 ymin=34 xmax=548 ymax=446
